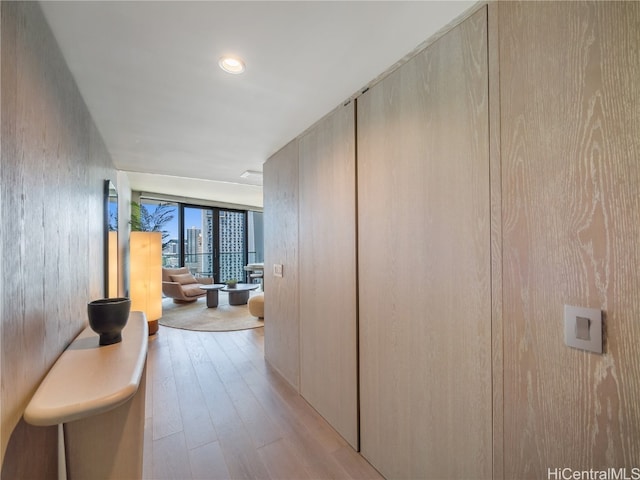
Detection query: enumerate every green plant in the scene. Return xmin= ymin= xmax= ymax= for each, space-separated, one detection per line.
xmin=130 ymin=201 xmax=174 ymax=249
xmin=225 ymin=279 xmax=238 ymax=287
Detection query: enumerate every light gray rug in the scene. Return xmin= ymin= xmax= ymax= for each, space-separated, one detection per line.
xmin=159 ymin=296 xmax=263 ymax=332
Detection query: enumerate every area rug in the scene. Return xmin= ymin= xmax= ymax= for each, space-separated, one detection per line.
xmin=159 ymin=296 xmax=263 ymax=332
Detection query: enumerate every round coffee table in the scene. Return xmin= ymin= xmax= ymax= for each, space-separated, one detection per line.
xmin=200 ymin=284 xmax=225 ymax=308
xmin=221 ymin=283 xmax=259 ymax=305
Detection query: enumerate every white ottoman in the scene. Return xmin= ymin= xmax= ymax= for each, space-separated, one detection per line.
xmin=248 ymin=294 xmax=264 ymax=319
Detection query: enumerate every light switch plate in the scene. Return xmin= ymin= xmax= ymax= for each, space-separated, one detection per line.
xmin=273 ymin=264 xmax=283 ymax=277
xmin=564 ymin=304 xmax=602 ymax=354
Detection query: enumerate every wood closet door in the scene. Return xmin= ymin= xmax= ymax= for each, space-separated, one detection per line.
xmin=263 ymin=139 xmax=300 ymax=390
xmin=500 ymin=2 xmax=640 ymax=475
xmin=357 ymin=7 xmax=491 ymax=479
xmin=299 ymin=102 xmax=358 ymax=449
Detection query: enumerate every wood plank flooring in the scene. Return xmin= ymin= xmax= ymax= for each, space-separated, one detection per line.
xmin=143 ymin=324 xmax=383 ymax=480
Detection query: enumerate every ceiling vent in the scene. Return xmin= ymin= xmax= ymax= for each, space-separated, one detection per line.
xmin=240 ymin=170 xmax=263 ymax=184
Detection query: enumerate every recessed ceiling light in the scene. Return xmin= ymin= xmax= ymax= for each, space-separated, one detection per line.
xmin=219 ymin=56 xmax=246 ymax=74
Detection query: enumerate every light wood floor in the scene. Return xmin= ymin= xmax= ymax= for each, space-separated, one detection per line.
xmin=143 ymin=324 xmax=383 ymax=480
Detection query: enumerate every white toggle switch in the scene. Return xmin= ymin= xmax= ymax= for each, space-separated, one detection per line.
xmin=575 ymin=316 xmax=591 ymax=340
xmin=273 ymin=264 xmax=283 ymax=277
xmin=564 ymin=305 xmax=602 ymax=354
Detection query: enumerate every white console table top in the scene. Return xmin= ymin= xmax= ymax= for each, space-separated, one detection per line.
xmin=24 ymin=312 xmax=148 ymax=426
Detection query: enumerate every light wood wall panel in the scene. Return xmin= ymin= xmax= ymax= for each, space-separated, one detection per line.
xmin=357 ymin=7 xmax=491 ymax=478
xmin=263 ymin=139 xmax=300 ymax=390
xmin=499 ymin=2 xmax=640 ymax=475
xmin=298 ymin=103 xmax=358 ymax=449
xmin=1 ymin=2 xmax=115 ymax=474
xmin=487 ymin=3 xmax=504 ymax=478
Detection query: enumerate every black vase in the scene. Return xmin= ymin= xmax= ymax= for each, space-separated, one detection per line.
xmin=87 ymin=298 xmax=131 ymax=346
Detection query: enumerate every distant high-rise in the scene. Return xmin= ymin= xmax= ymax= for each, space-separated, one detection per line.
xmin=185 ymin=226 xmax=202 ymax=274
xmin=219 ymin=211 xmax=245 ymax=282
xmin=201 ymin=210 xmax=214 ymax=277
xmin=162 ymin=239 xmax=180 ymax=267
xmin=163 ymin=239 xmax=179 ymax=254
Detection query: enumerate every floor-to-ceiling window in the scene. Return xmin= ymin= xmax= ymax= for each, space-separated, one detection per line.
xmin=183 ymin=206 xmax=247 ymax=282
xmin=183 ymin=206 xmax=214 ymax=277
xmin=139 ymin=196 xmax=262 ymax=283
xmin=247 ymin=211 xmax=264 ymax=264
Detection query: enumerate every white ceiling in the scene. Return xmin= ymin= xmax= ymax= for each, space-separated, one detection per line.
xmin=40 ymin=1 xmax=475 ymax=208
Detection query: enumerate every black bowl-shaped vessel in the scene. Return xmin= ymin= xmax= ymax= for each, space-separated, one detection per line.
xmin=87 ymin=297 xmax=131 ymax=346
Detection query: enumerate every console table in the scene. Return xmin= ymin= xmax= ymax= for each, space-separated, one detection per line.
xmin=24 ymin=312 xmax=148 ymax=480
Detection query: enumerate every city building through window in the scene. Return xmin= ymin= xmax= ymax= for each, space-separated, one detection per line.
xmin=139 ymin=199 xmax=263 ymax=283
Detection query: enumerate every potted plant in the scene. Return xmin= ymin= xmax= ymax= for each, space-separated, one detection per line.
xmin=225 ymin=279 xmax=238 ymax=289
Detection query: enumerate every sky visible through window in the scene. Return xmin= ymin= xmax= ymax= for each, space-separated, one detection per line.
xmin=176 ymin=208 xmax=200 ymax=241
xmin=141 ymin=202 xmax=192 ymax=241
